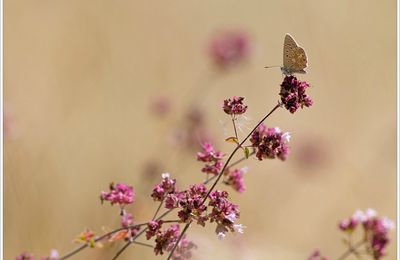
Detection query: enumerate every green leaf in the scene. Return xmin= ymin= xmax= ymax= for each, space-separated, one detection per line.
xmin=244 ymin=147 xmax=250 ymax=159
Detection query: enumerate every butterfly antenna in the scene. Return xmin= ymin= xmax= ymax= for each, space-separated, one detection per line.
xmin=264 ymin=65 xmax=280 ymax=69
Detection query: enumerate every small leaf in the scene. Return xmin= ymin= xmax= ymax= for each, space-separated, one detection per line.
xmin=225 ymin=137 xmax=239 ymax=143
xmin=244 ymin=147 xmax=250 ymax=159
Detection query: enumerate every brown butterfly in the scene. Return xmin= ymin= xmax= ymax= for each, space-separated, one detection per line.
xmin=265 ymin=34 xmax=308 ymax=75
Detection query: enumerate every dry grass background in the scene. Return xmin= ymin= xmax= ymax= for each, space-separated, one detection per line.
xmin=4 ymin=0 xmax=396 ymax=259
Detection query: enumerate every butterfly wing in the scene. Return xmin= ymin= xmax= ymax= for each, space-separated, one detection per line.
xmin=282 ymin=34 xmax=308 ymax=74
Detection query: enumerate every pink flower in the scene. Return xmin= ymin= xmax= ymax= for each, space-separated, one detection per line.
xmin=208 ymin=190 xmax=242 ymax=238
xmin=121 ymin=212 xmax=134 ymax=228
xmin=339 ymin=209 xmax=394 ymax=259
xmin=177 ymin=184 xmax=209 ymax=226
xmin=308 ymin=250 xmax=329 ymax=260
xmin=197 ymin=142 xmax=224 ymax=175
xmin=16 ymin=252 xmax=34 ymax=260
xmin=250 ymin=124 xmax=290 ymax=161
xmin=223 ymin=96 xmax=248 ymax=115
xmin=100 ymin=183 xmax=135 ymax=206
xmin=146 ymin=220 xmax=164 ymax=240
xmin=151 ymin=173 xmax=177 ymax=201
xmin=150 ymin=95 xmax=172 ymax=117
xmin=224 ymin=167 xmax=247 ymax=193
xmin=154 ymin=224 xmax=197 ymax=259
xmin=209 ymin=30 xmax=251 ymax=70
xmin=280 ymin=76 xmax=313 ymax=113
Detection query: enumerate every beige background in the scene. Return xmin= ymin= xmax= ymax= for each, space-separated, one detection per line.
xmin=4 ymin=0 xmax=396 ymax=259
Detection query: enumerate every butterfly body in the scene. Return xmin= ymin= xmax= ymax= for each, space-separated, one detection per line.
xmin=266 ymin=34 xmax=308 ymax=75
xmin=281 ymin=33 xmax=308 ymax=75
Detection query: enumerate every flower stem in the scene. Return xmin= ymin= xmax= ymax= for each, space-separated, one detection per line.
xmin=57 ymin=147 xmax=258 ymax=260
xmin=168 ymin=103 xmax=281 ymax=260
xmin=204 ymin=150 xmax=255 ymax=185
xmin=202 ymin=102 xmax=281 ymax=204
xmin=166 ymin=221 xmax=192 ymax=260
xmin=152 ymin=198 xmax=165 ymax=220
xmin=336 ymin=240 xmax=366 ymax=260
xmin=232 ymin=116 xmax=239 ymax=141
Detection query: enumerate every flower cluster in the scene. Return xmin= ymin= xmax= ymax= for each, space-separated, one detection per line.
xmin=209 ymin=30 xmax=251 ymax=70
xmin=197 ymin=142 xmax=224 ymax=175
xmin=176 ymin=184 xmax=209 ymax=226
xmin=223 ymin=96 xmax=248 ymax=116
xmin=250 ymin=124 xmax=290 ymax=161
xmin=114 ymin=212 xmax=141 ymax=241
xmin=151 ymin=173 xmax=177 ymax=201
xmin=280 ymin=75 xmax=313 ymax=113
xmin=154 ymin=224 xmax=197 ymax=259
xmin=100 ymin=183 xmax=135 ymax=207
xmin=224 ymin=167 xmax=247 ymax=193
xmin=339 ymin=209 xmax=394 ymax=259
xmin=146 ymin=220 xmax=164 ymax=240
xmin=16 ymin=250 xmax=59 ymax=260
xmin=208 ymin=190 xmax=243 ymax=239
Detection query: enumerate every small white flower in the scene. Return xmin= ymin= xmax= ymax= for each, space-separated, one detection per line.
xmin=274 ymin=127 xmax=281 ymax=133
xmin=365 ymin=208 xmax=377 ymax=219
xmin=240 ymin=166 xmax=249 ymax=174
xmin=49 ymin=249 xmax=59 ymax=259
xmin=381 ymin=217 xmax=395 ymax=230
xmin=233 ymin=224 xmax=246 ymax=234
xmin=352 ymin=209 xmax=367 ymax=222
xmin=226 ymin=213 xmax=237 ymax=223
xmin=161 ymin=173 xmax=170 ymax=179
xmin=282 ymin=132 xmax=291 ymax=142
xmin=217 ymin=232 xmax=226 ymax=240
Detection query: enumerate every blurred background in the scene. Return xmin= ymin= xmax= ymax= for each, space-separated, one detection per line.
xmin=4 ymin=0 xmax=396 ymax=259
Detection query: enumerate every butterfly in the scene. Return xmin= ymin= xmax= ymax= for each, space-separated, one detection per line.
xmin=265 ymin=33 xmax=308 ymax=75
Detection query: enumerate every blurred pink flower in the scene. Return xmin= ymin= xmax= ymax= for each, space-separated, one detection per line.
xmin=150 ymin=95 xmax=172 ymax=117
xmin=209 ymin=30 xmax=251 ymax=70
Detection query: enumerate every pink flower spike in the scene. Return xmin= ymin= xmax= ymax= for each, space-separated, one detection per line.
xmin=250 ymin=123 xmax=291 ymax=161
xmin=151 ymin=173 xmax=177 ymax=202
xmin=223 ymin=96 xmax=248 ymax=115
xmin=280 ymin=75 xmax=313 ymax=113
xmin=100 ymin=183 xmax=135 ymax=207
xmin=224 ymin=168 xmax=247 ymax=193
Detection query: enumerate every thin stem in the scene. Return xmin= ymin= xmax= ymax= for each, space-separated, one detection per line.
xmin=57 ymin=122 xmax=261 ymax=260
xmin=336 ymin=240 xmax=366 ymax=260
xmin=112 ymin=241 xmax=132 ymax=260
xmin=202 ymin=103 xmax=281 ymax=204
xmin=152 ymin=198 xmax=165 ymax=220
xmin=58 ymin=245 xmax=87 ymax=260
xmin=166 ymin=222 xmax=192 ymax=260
xmin=203 ymin=150 xmax=255 ymax=185
xmin=132 ymin=241 xmax=154 ymax=248
xmin=232 ymin=116 xmax=239 ymax=141
xmin=166 ymin=103 xmax=280 ymax=260
xmin=58 ymin=222 xmax=148 ymax=260
xmin=111 ymin=227 xmax=149 ymax=260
